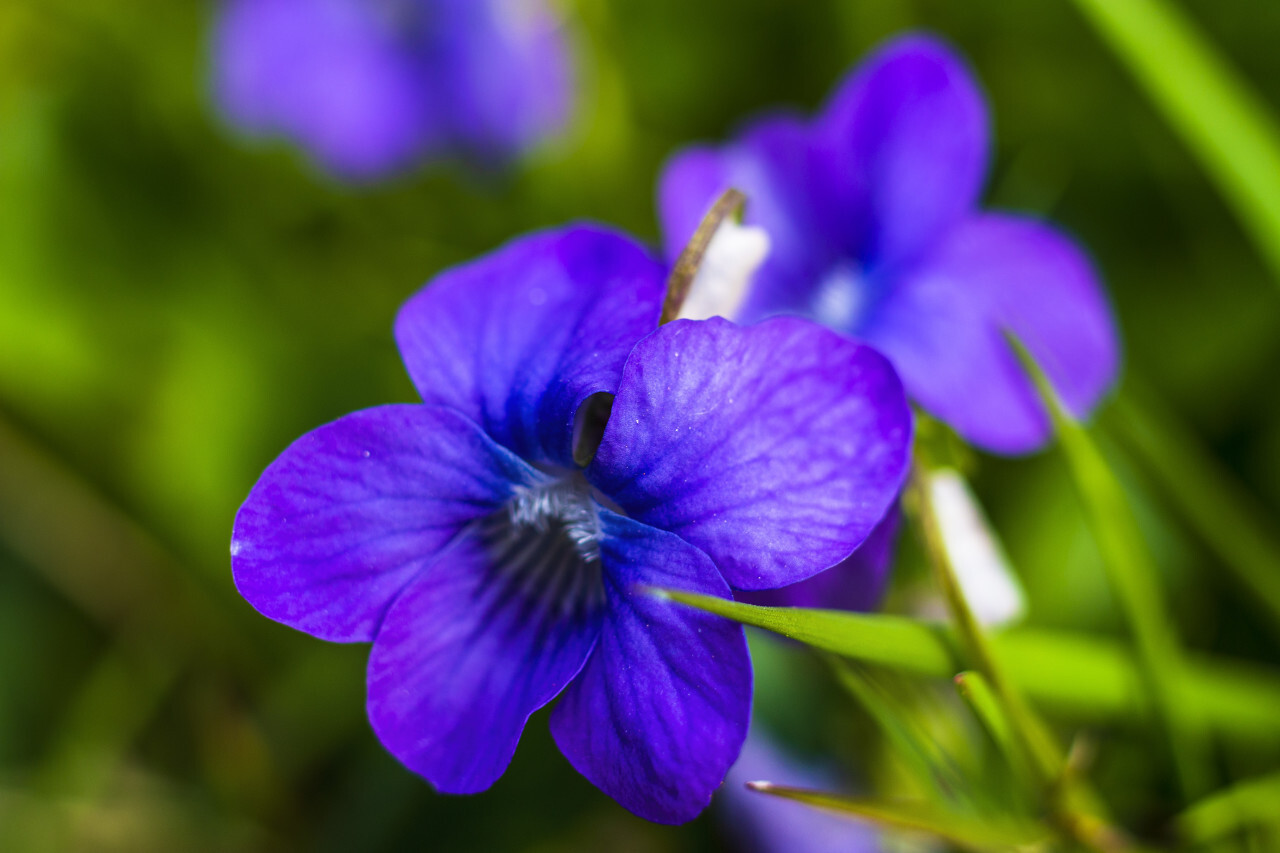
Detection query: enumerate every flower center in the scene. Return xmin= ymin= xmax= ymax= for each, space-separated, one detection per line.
xmin=811 ymin=261 xmax=871 ymax=331
xmin=477 ymin=472 xmax=605 ymax=617
xmin=507 ymin=474 xmax=603 ymax=561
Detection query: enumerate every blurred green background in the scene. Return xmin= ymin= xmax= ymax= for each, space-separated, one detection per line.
xmin=1 ymin=0 xmax=1278 ymax=850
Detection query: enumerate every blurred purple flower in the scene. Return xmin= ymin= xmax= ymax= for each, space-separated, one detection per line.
xmin=719 ymin=729 xmax=880 ymax=853
xmin=658 ymin=33 xmax=1119 ymax=454
xmin=230 ymin=225 xmax=911 ymax=822
xmin=212 ymin=0 xmax=572 ymax=179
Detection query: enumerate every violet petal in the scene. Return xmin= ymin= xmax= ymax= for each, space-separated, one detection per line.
xmin=589 ymin=316 xmax=912 ymax=590
xmin=819 ymin=33 xmax=989 ymax=270
xmin=549 ymin=511 xmax=751 ymax=824
xmin=738 ymin=507 xmax=899 ymax=612
xmin=428 ymin=0 xmax=574 ymax=159
xmin=213 ymin=0 xmax=438 ymax=179
xmin=231 ymin=404 xmax=535 ymax=642
xmin=864 ymin=213 xmax=1119 ymax=453
xmin=366 ymin=521 xmax=604 ymax=794
xmin=395 ymin=225 xmax=665 ymax=467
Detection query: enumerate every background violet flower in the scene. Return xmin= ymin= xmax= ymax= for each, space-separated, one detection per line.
xmin=212 ymin=0 xmax=573 ymax=179
xmin=230 ymin=225 xmax=912 ymax=823
xmin=737 ymin=508 xmax=898 ymax=613
xmin=718 ymin=729 xmax=880 ymax=853
xmin=658 ymin=33 xmax=1120 ymax=454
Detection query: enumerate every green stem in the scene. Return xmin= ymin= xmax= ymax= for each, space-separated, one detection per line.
xmin=907 ymin=468 xmax=1063 ymax=782
xmin=909 ymin=464 xmax=1137 ymax=851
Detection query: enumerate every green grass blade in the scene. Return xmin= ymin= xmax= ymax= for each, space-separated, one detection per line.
xmin=650 ymin=588 xmax=958 ymax=673
xmin=654 ymin=590 xmax=1280 ymax=741
xmin=744 ymin=784 xmax=1047 ymax=851
xmin=1107 ymin=385 xmax=1280 ymax=633
xmin=1177 ymin=771 xmax=1280 ymax=844
xmin=1009 ymin=337 xmax=1208 ymax=798
xmin=1070 ymin=0 xmax=1280 ymax=287
xmin=953 ymin=671 xmax=1023 ymax=778
xmin=827 ymin=659 xmax=970 ymax=803
xmin=950 ymin=677 xmax=1126 ymax=850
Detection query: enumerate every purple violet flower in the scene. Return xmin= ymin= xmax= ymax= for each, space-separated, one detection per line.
xmin=230 ymin=225 xmax=912 ymax=822
xmin=658 ymin=33 xmax=1120 ymax=454
xmin=212 ymin=0 xmax=572 ymax=179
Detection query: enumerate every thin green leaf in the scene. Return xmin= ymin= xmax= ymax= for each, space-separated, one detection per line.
xmin=1009 ymin=335 xmax=1209 ymax=798
xmin=954 ymin=672 xmax=1024 ymax=779
xmin=744 ymin=783 xmax=1047 ymax=851
xmin=1177 ymin=772 xmax=1280 ymax=844
xmin=827 ymin=658 xmax=970 ymax=803
xmin=653 ymin=589 xmax=1280 ymax=741
xmin=1107 ymin=385 xmax=1280 ymax=634
xmin=649 ymin=588 xmax=957 ymax=673
xmin=1071 ymin=0 xmax=1280 ymax=287
xmin=957 ymin=667 xmax=1136 ymax=850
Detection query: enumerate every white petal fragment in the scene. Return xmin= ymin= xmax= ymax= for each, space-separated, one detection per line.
xmin=928 ymin=467 xmax=1026 ymax=627
xmin=677 ymin=219 xmax=771 ymax=322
